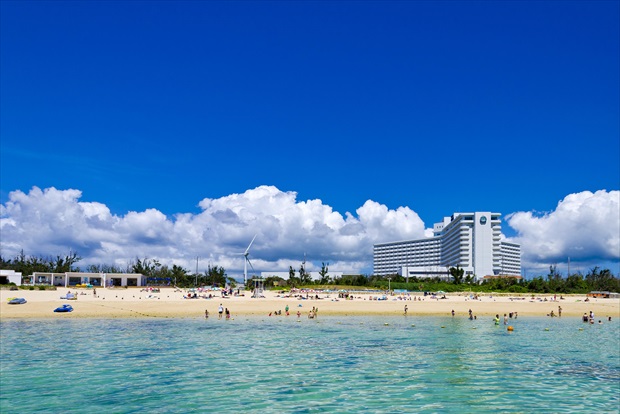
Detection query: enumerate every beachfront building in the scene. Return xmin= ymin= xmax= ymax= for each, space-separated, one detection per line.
xmin=373 ymin=212 xmax=521 ymax=282
xmin=28 ymin=272 xmax=145 ymax=287
xmin=0 ymin=269 xmax=23 ymax=286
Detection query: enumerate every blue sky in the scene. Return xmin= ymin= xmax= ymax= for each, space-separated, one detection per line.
xmin=1 ymin=1 xmax=618 ymax=278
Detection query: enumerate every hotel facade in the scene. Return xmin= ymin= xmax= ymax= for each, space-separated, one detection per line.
xmin=373 ymin=212 xmax=521 ymax=281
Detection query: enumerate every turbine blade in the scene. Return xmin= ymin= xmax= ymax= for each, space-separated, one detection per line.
xmin=246 ymin=258 xmax=255 ymax=272
xmin=245 ymin=234 xmax=257 ymax=255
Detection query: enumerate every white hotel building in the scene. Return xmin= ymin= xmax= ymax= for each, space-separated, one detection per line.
xmin=373 ymin=212 xmax=521 ymax=281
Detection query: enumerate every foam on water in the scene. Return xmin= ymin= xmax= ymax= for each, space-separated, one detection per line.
xmin=1 ymin=316 xmax=619 ymax=413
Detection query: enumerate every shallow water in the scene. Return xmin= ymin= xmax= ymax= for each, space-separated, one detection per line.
xmin=1 ymin=316 xmax=619 ymax=413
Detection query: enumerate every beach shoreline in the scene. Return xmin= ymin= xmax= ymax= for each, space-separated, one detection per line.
xmin=1 ymin=287 xmax=619 ymax=320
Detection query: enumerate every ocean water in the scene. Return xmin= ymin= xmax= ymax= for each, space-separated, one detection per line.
xmin=1 ymin=316 xmax=618 ymax=413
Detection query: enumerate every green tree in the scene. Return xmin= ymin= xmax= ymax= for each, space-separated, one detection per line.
xmin=2 ymin=250 xmax=73 ymax=275
xmin=226 ymin=276 xmax=237 ymax=288
xmin=565 ymin=272 xmax=588 ymax=293
xmin=299 ymin=261 xmax=311 ymax=285
xmin=449 ymin=265 xmax=464 ymax=284
xmin=131 ymin=257 xmax=159 ymax=277
xmin=332 ymin=274 xmax=368 ymax=287
xmin=586 ymin=267 xmax=620 ymax=292
xmin=318 ymin=262 xmax=330 ymax=284
xmin=287 ymin=265 xmax=300 ymax=287
xmin=85 ymin=264 xmax=124 ymax=273
xmin=527 ymin=276 xmax=548 ymax=293
xmin=171 ymin=264 xmax=189 ymax=286
xmin=13 ymin=251 xmax=52 ymax=275
xmin=131 ymin=258 xmax=175 ymax=285
xmin=51 ymin=251 xmax=81 ymax=273
xmin=264 ymin=275 xmax=286 ymax=288
xmin=547 ymin=265 xmax=563 ymax=292
xmin=206 ymin=264 xmax=227 ymax=286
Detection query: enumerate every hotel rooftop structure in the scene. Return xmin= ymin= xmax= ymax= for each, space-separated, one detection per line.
xmin=373 ymin=212 xmax=521 ymax=281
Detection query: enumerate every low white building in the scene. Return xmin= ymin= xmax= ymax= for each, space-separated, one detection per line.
xmin=29 ymin=272 xmax=145 ymax=287
xmin=0 ymin=269 xmax=23 ymax=286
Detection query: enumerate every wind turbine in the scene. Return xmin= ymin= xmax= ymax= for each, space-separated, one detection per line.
xmin=242 ymin=234 xmax=257 ymax=286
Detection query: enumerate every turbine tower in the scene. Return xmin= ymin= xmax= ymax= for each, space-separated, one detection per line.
xmin=242 ymin=234 xmax=257 ymax=286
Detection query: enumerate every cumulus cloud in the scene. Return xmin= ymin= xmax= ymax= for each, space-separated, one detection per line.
xmin=0 ymin=185 xmax=427 ymax=276
xmin=505 ymin=190 xmax=619 ymax=273
xmin=2 ymin=186 xmax=618 ymax=278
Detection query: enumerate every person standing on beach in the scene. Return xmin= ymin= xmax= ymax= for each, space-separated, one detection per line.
xmin=205 ymin=309 xmax=209 ymax=319
xmin=404 ymin=305 xmax=408 ymax=315
xmin=558 ymin=306 xmax=562 ymax=317
xmin=218 ymin=304 xmax=224 ymax=319
xmin=225 ymin=308 xmax=230 ymax=319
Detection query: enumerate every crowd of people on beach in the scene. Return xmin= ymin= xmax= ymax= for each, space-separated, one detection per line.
xmin=267 ymin=305 xmax=318 ymax=319
xmin=203 ymin=303 xmax=323 ymax=320
xmin=402 ymin=304 xmax=525 ymax=323
xmin=201 ymin=301 xmax=616 ymax=326
xmin=194 ymin=291 xmax=616 ymax=324
xmin=202 ymin=303 xmax=323 ymax=320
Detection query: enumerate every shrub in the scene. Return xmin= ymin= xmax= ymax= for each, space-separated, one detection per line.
xmin=508 ymin=285 xmax=527 ymax=293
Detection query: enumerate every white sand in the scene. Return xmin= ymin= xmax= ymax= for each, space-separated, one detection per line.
xmin=1 ymin=287 xmax=618 ymax=320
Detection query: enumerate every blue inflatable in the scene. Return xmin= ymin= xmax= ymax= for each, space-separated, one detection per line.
xmin=54 ymin=304 xmax=73 ymax=313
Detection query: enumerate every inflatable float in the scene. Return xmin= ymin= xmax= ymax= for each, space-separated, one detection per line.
xmin=54 ymin=304 xmax=74 ymax=313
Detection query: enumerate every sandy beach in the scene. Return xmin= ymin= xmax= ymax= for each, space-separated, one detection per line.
xmin=1 ymin=287 xmax=619 ymax=320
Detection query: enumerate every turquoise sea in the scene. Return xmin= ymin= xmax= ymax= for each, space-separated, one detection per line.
xmin=1 ymin=316 xmax=619 ymax=413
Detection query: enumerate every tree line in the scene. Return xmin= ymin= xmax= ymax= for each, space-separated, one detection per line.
xmin=250 ymin=264 xmax=619 ymax=294
xmin=0 ymin=250 xmax=82 ymax=274
xmin=1 ymin=251 xmax=618 ymax=293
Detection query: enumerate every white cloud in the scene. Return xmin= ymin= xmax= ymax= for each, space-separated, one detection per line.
xmin=506 ymin=190 xmax=620 ymax=273
xmin=0 ymin=185 xmax=427 ymax=276
xmin=2 ymin=186 xmax=618 ymax=278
